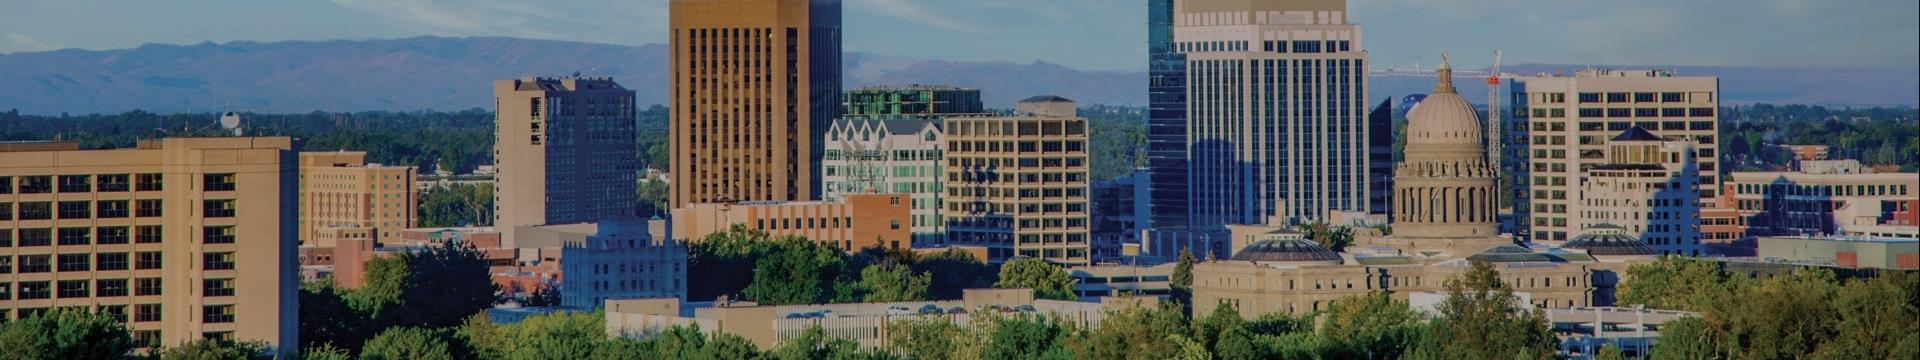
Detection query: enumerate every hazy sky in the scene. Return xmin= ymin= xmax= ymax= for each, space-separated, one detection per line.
xmin=2 ymin=0 xmax=1915 ymax=71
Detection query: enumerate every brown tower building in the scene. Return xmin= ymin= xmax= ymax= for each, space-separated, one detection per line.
xmin=670 ymin=0 xmax=843 ymax=209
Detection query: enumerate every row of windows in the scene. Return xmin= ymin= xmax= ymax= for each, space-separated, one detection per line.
xmin=0 ymin=199 xmax=166 ymax=221
xmin=0 ymin=278 xmax=167 ymax=300
xmin=0 ymin=252 xmax=164 ymax=273
xmin=0 ymin=173 xmax=235 ymax=194
xmin=0 ymin=225 xmax=232 ymax=247
xmin=1732 ymin=182 xmax=1910 ymax=197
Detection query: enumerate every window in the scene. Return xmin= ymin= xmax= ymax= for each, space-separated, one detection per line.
xmin=203 ymin=278 xmax=235 ymax=297
xmin=204 ymin=199 xmax=236 ymax=218
xmin=58 ymin=253 xmax=91 ymax=272
xmin=1634 ymin=92 xmax=1655 ymax=102
xmin=204 ymin=252 xmax=235 ymax=270
xmin=135 ymin=278 xmax=163 ymax=296
xmin=0 ymin=283 xmax=9 ymax=300
xmin=58 ymin=201 xmax=91 ymax=219
xmin=58 ymin=227 xmax=90 ymax=246
xmin=97 ymin=252 xmax=130 ymax=271
xmin=136 ymin=251 xmax=163 ymax=270
xmin=204 ymin=173 xmax=236 ymax=191
xmin=19 ymin=228 xmax=51 ymax=246
xmin=1606 ymin=92 xmax=1628 ymax=103
xmin=57 ymin=280 xmax=89 ymax=298
xmin=135 ymin=304 xmax=162 ymax=322
xmin=0 ymin=228 xmax=9 ymax=247
xmin=19 ymin=202 xmax=51 ymax=220
xmin=0 ymin=202 xmax=10 ymax=221
xmin=1578 ymin=93 xmax=1601 ymax=103
xmin=101 ymin=305 xmax=127 ymax=322
xmin=96 ymin=226 xmax=130 ymax=245
xmin=59 ymin=175 xmax=92 ymax=193
xmin=136 ymin=226 xmax=163 ymax=244
xmin=1661 ymin=92 xmax=1684 ymax=102
xmin=203 ymin=305 xmax=235 ymax=323
xmin=19 ymin=176 xmax=52 ymax=193
xmin=19 ymin=255 xmax=51 ymax=273
xmin=19 ymin=281 xmax=51 ymax=299
xmin=136 ymin=173 xmax=163 ymax=191
xmin=136 ymin=199 xmax=163 ymax=217
xmin=96 ymin=200 xmax=130 ymax=218
xmin=97 ymin=174 xmax=131 ymax=192
xmin=0 ymin=176 xmax=10 ymax=194
xmin=0 ymin=255 xmax=10 ymax=274
xmin=203 ymin=226 xmax=236 ymax=244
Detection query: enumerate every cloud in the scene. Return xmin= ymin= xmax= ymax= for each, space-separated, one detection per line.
xmin=850 ymin=0 xmax=979 ymax=32
xmin=1 ymin=32 xmax=59 ymax=53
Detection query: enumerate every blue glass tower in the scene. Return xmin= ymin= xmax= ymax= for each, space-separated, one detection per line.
xmin=1145 ymin=0 xmax=1189 ymax=230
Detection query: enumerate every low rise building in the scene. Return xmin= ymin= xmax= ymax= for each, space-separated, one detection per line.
xmin=0 ymin=138 xmax=299 ymax=356
xmin=672 ymin=193 xmax=913 ymax=251
xmin=517 ymin=219 xmax=686 ymax=309
xmin=1728 ymin=160 xmax=1917 ymax=238
xmin=605 ymin=288 xmax=1140 ymax=349
xmin=1755 ymin=236 xmax=1918 ymax=270
xmin=1067 ymin=263 xmax=1174 ymax=301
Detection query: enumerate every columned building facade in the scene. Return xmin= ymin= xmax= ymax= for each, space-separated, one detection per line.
xmin=1393 ymin=58 xmax=1500 ymax=240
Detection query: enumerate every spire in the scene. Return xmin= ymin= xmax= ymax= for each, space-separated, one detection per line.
xmin=1433 ymin=53 xmax=1456 ymax=94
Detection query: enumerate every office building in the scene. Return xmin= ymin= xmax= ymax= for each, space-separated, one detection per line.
xmin=1509 ymin=69 xmax=1721 ymax=242
xmin=1728 ymin=160 xmax=1917 ymax=239
xmin=1367 ymin=98 xmax=1395 ymax=217
xmin=1145 ymin=0 xmax=1190 ymax=230
xmin=298 ymin=151 xmax=416 ymax=247
xmin=1089 ymin=172 xmax=1146 ymax=261
xmin=843 ymin=85 xmax=986 ymax=119
xmin=821 ymin=118 xmax=945 ymax=245
xmin=672 ymin=193 xmax=912 ymax=251
xmin=493 ymin=77 xmax=640 ymax=245
xmin=944 ymin=96 xmax=1091 ymax=265
xmin=0 ymin=138 xmax=298 ymax=356
xmin=670 ymin=0 xmax=842 ymax=209
xmin=1176 ymin=0 xmax=1372 ymax=228
xmin=517 ymin=220 xmax=686 ymax=309
xmin=1573 ymin=127 xmax=1703 ymax=255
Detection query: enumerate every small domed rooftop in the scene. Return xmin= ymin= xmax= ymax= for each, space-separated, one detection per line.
xmin=1563 ymin=224 xmax=1658 ymax=256
xmin=1230 ymin=239 xmax=1343 ymax=264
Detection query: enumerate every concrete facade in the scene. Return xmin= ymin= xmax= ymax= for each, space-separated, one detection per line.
xmin=1573 ymin=129 xmax=1703 ymax=255
xmin=517 ymin=220 xmax=687 ymax=310
xmin=1756 ymin=236 xmax=1919 ymax=270
xmin=493 ymin=77 xmax=640 ymax=246
xmin=672 ymin=193 xmax=912 ymax=251
xmin=0 ymin=138 xmax=298 ymax=356
xmin=606 ymin=288 xmax=1136 ymax=349
xmin=1510 ymin=70 xmax=1721 ymax=242
xmin=943 ymin=97 xmax=1092 ymax=265
xmin=821 ymin=119 xmax=945 ymax=246
xmin=1175 ymin=0 xmax=1372 ymax=227
xmin=298 ymin=151 xmax=415 ymax=247
xmin=1728 ymin=161 xmax=1917 ymax=239
xmin=670 ymin=0 xmax=842 ymax=209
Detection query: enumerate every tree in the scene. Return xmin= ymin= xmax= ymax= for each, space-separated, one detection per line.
xmin=1648 ymin=317 xmax=1717 ymax=360
xmin=155 ymin=339 xmax=273 ymax=360
xmin=1211 ymin=326 xmax=1261 ymax=360
xmin=993 ymin=258 xmax=1078 ymax=301
xmin=743 ymin=236 xmax=854 ymax=305
xmin=351 ymin=240 xmax=499 ymax=329
xmin=1815 ymin=272 xmax=1919 ymax=359
xmin=1412 ymin=261 xmax=1556 ymax=359
xmin=1170 ymin=248 xmax=1196 ymax=309
xmin=476 ymin=311 xmax=608 ymax=359
xmin=1617 ymin=256 xmax=1742 ymax=312
xmin=1167 ymin=334 xmax=1214 ymax=360
xmin=911 ymin=248 xmax=996 ymax=300
xmin=1076 ymin=302 xmax=1188 ymax=359
xmin=1319 ymin=292 xmax=1424 ymax=359
xmin=983 ymin=316 xmax=1075 ymax=360
xmin=769 ymin=326 xmax=873 ymax=360
xmin=0 ymin=309 xmax=136 ymax=360
xmin=299 ymin=281 xmax=372 ymax=353
xmin=688 ymin=226 xmax=779 ymax=301
xmin=856 ymin=261 xmax=932 ymax=302
xmin=886 ymin=318 xmax=968 ymax=360
xmin=300 ymin=344 xmax=353 ymax=360
xmin=1301 ymin=222 xmax=1354 ymax=252
xmin=1594 ymin=343 xmax=1627 ymax=360
xmin=360 ymin=327 xmax=453 ymax=360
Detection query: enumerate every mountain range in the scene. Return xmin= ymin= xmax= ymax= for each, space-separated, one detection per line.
xmin=1 ymin=36 xmax=1913 ymax=115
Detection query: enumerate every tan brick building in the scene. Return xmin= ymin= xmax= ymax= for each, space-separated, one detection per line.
xmin=0 ymin=138 xmax=298 ymax=356
xmin=943 ymin=96 xmax=1092 ymax=265
xmin=669 ymin=0 xmax=842 ymax=209
xmin=493 ymin=77 xmax=640 ymax=245
xmin=298 ymin=151 xmax=415 ymax=246
xmin=672 ymin=193 xmax=912 ymax=251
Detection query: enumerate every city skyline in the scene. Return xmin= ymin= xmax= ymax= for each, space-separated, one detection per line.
xmin=1 ymin=0 xmax=1915 ymax=71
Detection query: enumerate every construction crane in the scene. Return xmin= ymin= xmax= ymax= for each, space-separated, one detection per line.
xmin=1485 ymin=50 xmax=1503 ymax=175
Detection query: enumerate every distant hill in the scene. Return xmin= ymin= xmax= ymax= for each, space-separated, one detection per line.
xmin=0 ymin=36 xmax=1913 ymax=115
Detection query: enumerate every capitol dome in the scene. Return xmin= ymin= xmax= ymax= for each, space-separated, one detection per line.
xmin=1405 ymin=55 xmax=1483 ymax=147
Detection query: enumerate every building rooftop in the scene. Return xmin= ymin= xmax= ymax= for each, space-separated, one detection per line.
xmin=1562 ymin=225 xmax=1659 ymax=256
xmin=1228 ymin=239 xmax=1343 ymax=263
xmin=1611 ymin=126 xmax=1664 ymax=142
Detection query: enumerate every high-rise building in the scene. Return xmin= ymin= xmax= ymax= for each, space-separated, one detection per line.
xmin=1145 ymin=0 xmax=1189 ymax=230
xmin=1367 ymin=98 xmax=1394 ymax=217
xmin=298 ymin=151 xmax=416 ymax=247
xmin=821 ymin=118 xmax=946 ymax=245
xmin=1573 ymin=127 xmax=1703 ymax=256
xmin=843 ymin=85 xmax=986 ymax=119
xmin=1176 ymin=0 xmax=1371 ymax=229
xmin=944 ymin=96 xmax=1092 ymax=265
xmin=0 ymin=138 xmax=299 ymax=356
xmin=670 ymin=0 xmax=842 ymax=209
xmin=1509 ymin=69 xmax=1720 ymax=242
xmin=493 ymin=77 xmax=640 ymax=245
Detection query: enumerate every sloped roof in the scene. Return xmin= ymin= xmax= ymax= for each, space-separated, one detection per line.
xmin=1612 ymin=126 xmax=1663 ymax=142
xmin=1230 ymin=239 xmax=1343 ymax=263
xmin=1564 ymin=225 xmax=1659 ymax=256
xmin=1466 ymin=245 xmax=1555 ymax=263
xmin=1019 ymin=95 xmax=1072 ymax=103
